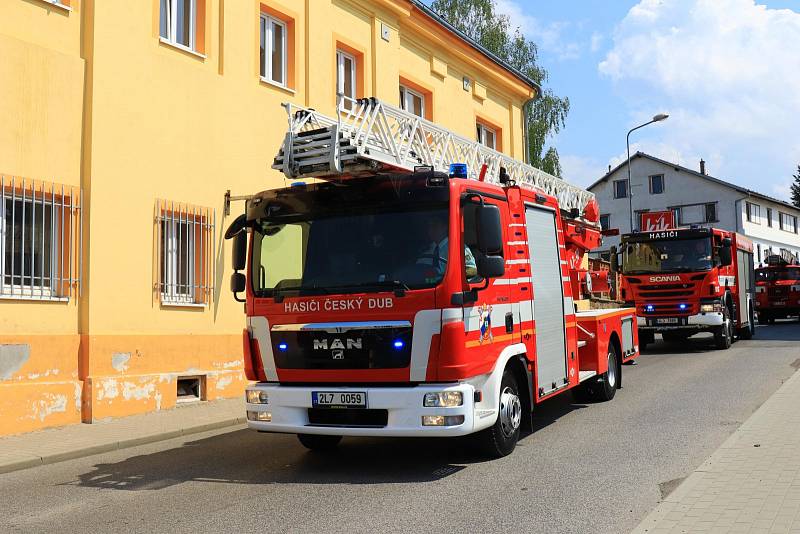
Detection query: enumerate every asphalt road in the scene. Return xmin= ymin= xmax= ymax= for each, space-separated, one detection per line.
xmin=3 ymin=322 xmax=800 ymax=534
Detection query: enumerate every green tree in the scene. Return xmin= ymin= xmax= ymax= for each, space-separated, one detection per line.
xmin=792 ymin=164 xmax=800 ymax=209
xmin=430 ymin=0 xmax=570 ymax=177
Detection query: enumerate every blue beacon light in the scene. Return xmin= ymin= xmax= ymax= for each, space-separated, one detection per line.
xmin=278 ymin=342 xmax=288 ymax=351
xmin=393 ymin=340 xmax=405 ymax=350
xmin=645 ymin=304 xmax=655 ymax=313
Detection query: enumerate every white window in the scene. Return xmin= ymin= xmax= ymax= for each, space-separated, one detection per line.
xmin=260 ymin=14 xmax=287 ymax=86
xmin=336 ymin=49 xmax=357 ymax=109
xmin=746 ymin=202 xmax=760 ymax=224
xmin=476 ymin=123 xmax=496 ymax=150
xmin=599 ymin=214 xmax=610 ymax=230
xmin=673 ymin=202 xmax=716 ymax=225
xmin=158 ymin=203 xmax=215 ymax=306
xmin=399 ymin=85 xmax=425 ymax=118
xmin=160 ymin=0 xmax=197 ymax=50
xmin=0 ymin=179 xmax=81 ymax=300
xmin=779 ymin=212 xmax=797 ymax=233
xmin=613 ymin=179 xmax=628 ymax=199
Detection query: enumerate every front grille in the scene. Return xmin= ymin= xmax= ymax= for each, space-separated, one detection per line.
xmin=307 ymin=408 xmax=388 ymax=428
xmin=639 ymin=290 xmax=694 ymax=297
xmin=769 ymin=287 xmax=788 ymax=297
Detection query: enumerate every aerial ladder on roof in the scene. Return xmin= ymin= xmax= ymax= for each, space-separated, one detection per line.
xmin=272 ymin=95 xmax=596 ymax=219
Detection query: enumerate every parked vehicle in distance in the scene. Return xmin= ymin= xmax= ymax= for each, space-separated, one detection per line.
xmin=618 ymin=227 xmax=755 ymax=350
xmin=755 ymin=251 xmax=800 ymax=323
xmin=226 ymin=96 xmax=639 ymax=458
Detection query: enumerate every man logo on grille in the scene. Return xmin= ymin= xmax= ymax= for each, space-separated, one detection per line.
xmin=331 ymin=349 xmax=344 ymax=360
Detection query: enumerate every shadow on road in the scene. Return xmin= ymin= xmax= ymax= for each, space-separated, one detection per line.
xmin=68 ymin=401 xmax=591 ymax=491
xmin=641 ymin=321 xmax=800 ymax=355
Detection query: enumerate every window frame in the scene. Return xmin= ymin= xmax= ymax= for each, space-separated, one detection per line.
xmin=160 ymin=0 xmax=198 ymax=52
xmin=336 ymin=49 xmax=358 ymax=108
xmin=260 ymin=13 xmax=288 ymax=87
xmin=766 ymin=207 xmax=773 ymax=227
xmin=613 ymin=179 xmax=628 ymax=199
xmin=476 ymin=122 xmax=497 ymax=150
xmin=399 ymin=84 xmax=425 ymax=118
xmin=648 ymin=174 xmax=665 ymax=195
xmin=599 ymin=214 xmax=610 ymax=231
xmin=160 ymin=217 xmax=197 ymax=305
xmin=746 ymin=201 xmax=760 ymax=224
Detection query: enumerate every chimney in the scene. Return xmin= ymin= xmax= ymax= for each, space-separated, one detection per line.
xmin=608 ymin=164 xmax=612 ymax=173
xmin=700 ymin=158 xmax=706 ymax=175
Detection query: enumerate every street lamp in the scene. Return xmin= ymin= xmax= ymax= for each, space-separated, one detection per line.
xmin=626 ymin=113 xmax=669 ymax=231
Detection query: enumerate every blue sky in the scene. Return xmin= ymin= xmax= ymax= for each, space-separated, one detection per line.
xmin=429 ymin=1 xmax=800 ymax=198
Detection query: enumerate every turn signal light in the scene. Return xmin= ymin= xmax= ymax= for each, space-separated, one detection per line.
xmin=247 ymin=410 xmax=272 ymax=422
xmin=422 ymin=415 xmax=465 ymax=426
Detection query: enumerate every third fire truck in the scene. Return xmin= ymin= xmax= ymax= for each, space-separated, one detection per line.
xmin=226 ymin=96 xmax=639 ymax=458
xmin=618 ymin=227 xmax=756 ymax=350
xmin=755 ymin=250 xmax=800 ymax=323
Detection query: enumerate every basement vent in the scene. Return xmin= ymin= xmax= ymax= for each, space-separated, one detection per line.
xmin=176 ymin=376 xmax=205 ymax=403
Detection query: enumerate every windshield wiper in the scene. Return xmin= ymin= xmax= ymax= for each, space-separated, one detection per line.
xmin=271 ymin=283 xmax=330 ymax=302
xmin=327 ymin=279 xmax=410 ymax=296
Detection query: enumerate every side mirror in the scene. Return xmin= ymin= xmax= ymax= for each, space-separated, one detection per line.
xmin=230 ymin=272 xmax=246 ymax=293
xmin=477 ymin=256 xmax=505 ymax=279
xmin=477 ymin=204 xmax=503 ymax=255
xmin=232 ymin=232 xmax=247 ymax=271
xmin=719 ymin=246 xmax=732 ymax=267
xmin=610 ymin=246 xmax=619 ymax=273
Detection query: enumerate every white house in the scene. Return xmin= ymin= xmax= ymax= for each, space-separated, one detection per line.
xmin=588 ymin=152 xmax=800 ymax=265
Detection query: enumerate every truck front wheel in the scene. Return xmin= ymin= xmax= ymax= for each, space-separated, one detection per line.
xmin=297 ymin=434 xmax=342 ymax=451
xmin=476 ymin=368 xmax=522 ymax=458
xmin=714 ymin=307 xmax=733 ymax=350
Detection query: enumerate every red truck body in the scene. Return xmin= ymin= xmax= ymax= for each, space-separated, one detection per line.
xmin=619 ymin=227 xmax=755 ymax=349
xmin=755 ymin=254 xmax=800 ymax=323
xmin=232 ymin=170 xmax=638 ymax=456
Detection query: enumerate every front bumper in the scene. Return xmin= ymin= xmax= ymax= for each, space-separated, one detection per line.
xmin=637 ymin=311 xmax=724 ymax=330
xmin=245 ymin=382 xmax=483 ymax=437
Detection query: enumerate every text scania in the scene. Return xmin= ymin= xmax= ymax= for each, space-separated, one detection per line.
xmin=283 ymin=297 xmax=394 ymax=313
xmin=649 ymin=275 xmax=682 ymax=282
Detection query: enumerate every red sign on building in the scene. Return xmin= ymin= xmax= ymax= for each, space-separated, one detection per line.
xmin=641 ymin=211 xmax=675 ymax=231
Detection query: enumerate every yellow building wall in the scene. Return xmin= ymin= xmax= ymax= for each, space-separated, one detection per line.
xmin=0 ymin=0 xmax=534 ymax=435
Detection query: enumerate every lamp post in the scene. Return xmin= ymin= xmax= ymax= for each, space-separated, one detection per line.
xmin=626 ymin=113 xmax=669 ymax=231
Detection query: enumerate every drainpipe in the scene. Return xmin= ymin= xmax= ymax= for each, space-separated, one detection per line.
xmin=734 ymin=195 xmax=749 ymax=233
xmin=522 ymin=94 xmax=539 ymax=165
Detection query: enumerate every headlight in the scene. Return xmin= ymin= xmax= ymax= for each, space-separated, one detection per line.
xmin=792 ymin=285 xmax=800 ymax=292
xmin=423 ymin=391 xmax=463 ymax=407
xmin=700 ymin=302 xmax=722 ymax=313
xmin=247 ymin=410 xmax=272 ymax=422
xmin=246 ymin=390 xmax=269 ymax=404
xmin=755 ymin=286 xmax=766 ymax=293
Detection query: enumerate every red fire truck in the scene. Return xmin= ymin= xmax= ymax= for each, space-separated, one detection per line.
xmin=618 ymin=227 xmax=755 ymax=350
xmin=755 ymin=251 xmax=800 ymax=323
xmin=226 ymin=96 xmax=638 ymax=457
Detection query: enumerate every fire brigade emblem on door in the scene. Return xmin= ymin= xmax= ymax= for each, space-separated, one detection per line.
xmin=478 ymin=304 xmax=494 ymax=344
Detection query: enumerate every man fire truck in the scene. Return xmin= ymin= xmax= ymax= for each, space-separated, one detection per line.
xmin=618 ymin=226 xmax=755 ymax=350
xmin=225 ymin=96 xmax=638 ymax=458
xmin=755 ymin=250 xmax=800 ymax=323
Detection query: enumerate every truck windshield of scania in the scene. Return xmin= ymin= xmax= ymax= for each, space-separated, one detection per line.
xmin=755 ymin=253 xmax=800 ymax=323
xmin=619 ymin=228 xmax=755 ymax=351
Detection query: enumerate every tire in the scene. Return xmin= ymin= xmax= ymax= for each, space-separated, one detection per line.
xmin=475 ymin=368 xmax=522 ymax=458
xmin=738 ymin=306 xmax=755 ymax=340
xmin=714 ymin=306 xmax=732 ymax=350
xmin=297 ymin=433 xmax=342 ymax=451
xmin=583 ymin=343 xmax=619 ymax=402
xmin=639 ymin=331 xmax=654 ymax=352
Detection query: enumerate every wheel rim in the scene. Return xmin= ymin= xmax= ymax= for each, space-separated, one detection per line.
xmin=499 ymin=386 xmax=522 ymax=437
xmin=607 ymin=351 xmax=617 ymax=388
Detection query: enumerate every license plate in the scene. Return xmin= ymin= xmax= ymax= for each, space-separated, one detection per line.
xmin=772 ymin=301 xmax=787 ymax=306
xmin=312 ymin=391 xmax=367 ymax=408
xmin=655 ymin=317 xmax=679 ymax=324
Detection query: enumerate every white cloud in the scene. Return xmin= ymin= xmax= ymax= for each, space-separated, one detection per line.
xmin=495 ymin=0 xmax=584 ymax=60
xmin=590 ymin=31 xmax=604 ymax=53
xmin=599 ymin=0 xmax=800 ymax=199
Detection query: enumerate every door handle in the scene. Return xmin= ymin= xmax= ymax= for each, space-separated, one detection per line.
xmin=505 ymin=312 xmax=514 ymax=333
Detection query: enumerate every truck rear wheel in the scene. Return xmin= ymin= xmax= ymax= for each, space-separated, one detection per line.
xmin=714 ymin=307 xmax=733 ymax=350
xmin=297 ymin=434 xmax=342 ymax=451
xmin=738 ymin=306 xmax=755 ymax=340
xmin=476 ymin=368 xmax=521 ymax=458
xmin=578 ymin=344 xmax=619 ymax=402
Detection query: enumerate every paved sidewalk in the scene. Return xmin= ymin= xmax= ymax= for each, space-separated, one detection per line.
xmin=0 ymin=398 xmax=245 ymax=475
xmin=634 ymin=369 xmax=800 ymax=533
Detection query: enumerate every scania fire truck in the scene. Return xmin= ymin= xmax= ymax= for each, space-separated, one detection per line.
xmin=755 ymin=251 xmax=800 ymax=323
xmin=619 ymin=227 xmax=755 ymax=350
xmin=226 ymin=96 xmax=638 ymax=457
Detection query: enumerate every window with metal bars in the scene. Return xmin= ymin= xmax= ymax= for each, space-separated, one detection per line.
xmin=0 ymin=177 xmax=81 ymax=300
xmin=156 ymin=201 xmax=215 ymax=306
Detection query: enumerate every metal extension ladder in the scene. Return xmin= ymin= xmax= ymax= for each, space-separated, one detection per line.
xmin=272 ymin=95 xmax=595 ymax=215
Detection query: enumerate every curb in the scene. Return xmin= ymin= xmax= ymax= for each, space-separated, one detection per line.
xmin=0 ymin=417 xmax=245 ymax=475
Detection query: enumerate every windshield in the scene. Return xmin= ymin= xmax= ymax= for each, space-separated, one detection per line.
xmin=757 ymin=268 xmax=800 ymax=282
xmin=251 ymin=207 xmax=451 ymax=297
xmin=622 ymin=237 xmax=713 ymax=274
